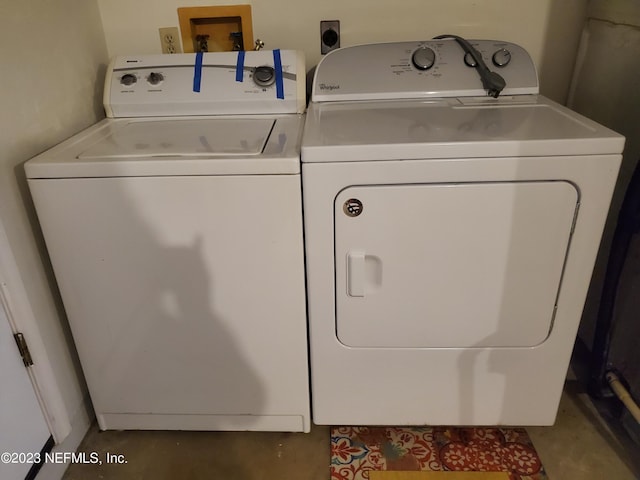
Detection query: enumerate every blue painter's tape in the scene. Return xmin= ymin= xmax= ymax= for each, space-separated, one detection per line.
xmin=236 ymin=50 xmax=245 ymax=82
xmin=273 ymin=49 xmax=284 ymax=99
xmin=193 ymin=51 xmax=203 ymax=92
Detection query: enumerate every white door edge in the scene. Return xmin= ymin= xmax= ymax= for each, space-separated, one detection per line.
xmin=0 ymin=218 xmax=71 ymax=443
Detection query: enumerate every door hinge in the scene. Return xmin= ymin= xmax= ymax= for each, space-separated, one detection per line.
xmin=13 ymin=333 xmax=34 ymax=367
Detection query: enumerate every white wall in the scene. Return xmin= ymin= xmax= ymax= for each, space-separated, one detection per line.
xmin=569 ymin=0 xmax=640 ymax=349
xmin=97 ymin=0 xmax=587 ymax=103
xmin=0 ymin=0 xmax=108 ymax=446
xmin=589 ymin=0 xmax=640 ymax=25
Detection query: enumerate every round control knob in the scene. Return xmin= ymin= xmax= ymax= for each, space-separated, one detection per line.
xmin=147 ymin=72 xmax=164 ymax=85
xmin=463 ymin=52 xmax=478 ymax=67
xmin=253 ymin=66 xmax=276 ymax=87
xmin=412 ymin=47 xmax=436 ymax=71
xmin=120 ymin=73 xmax=137 ymax=86
xmin=492 ymin=49 xmax=511 ymax=67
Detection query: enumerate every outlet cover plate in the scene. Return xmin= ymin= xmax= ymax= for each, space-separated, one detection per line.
xmin=320 ymin=20 xmax=340 ymax=54
xmin=159 ymin=27 xmax=182 ymax=54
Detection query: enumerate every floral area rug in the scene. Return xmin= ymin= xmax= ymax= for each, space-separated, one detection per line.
xmin=330 ymin=426 xmax=548 ymax=480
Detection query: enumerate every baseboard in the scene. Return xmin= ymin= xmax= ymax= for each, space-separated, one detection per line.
xmin=35 ymin=395 xmax=93 ymax=480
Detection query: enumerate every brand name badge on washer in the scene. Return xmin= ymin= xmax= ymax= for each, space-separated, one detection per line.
xmin=343 ymin=198 xmax=363 ymax=217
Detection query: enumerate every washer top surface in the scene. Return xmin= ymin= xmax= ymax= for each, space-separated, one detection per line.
xmin=26 ymin=114 xmax=304 ymax=178
xmin=26 ymin=51 xmax=307 ymax=178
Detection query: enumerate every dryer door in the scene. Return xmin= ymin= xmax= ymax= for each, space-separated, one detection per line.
xmin=334 ymin=181 xmax=578 ymax=348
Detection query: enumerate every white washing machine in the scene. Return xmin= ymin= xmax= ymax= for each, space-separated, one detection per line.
xmin=25 ymin=51 xmax=311 ymax=432
xmin=302 ymin=39 xmax=625 ymax=426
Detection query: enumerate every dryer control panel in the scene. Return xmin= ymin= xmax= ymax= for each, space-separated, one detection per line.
xmin=311 ymin=40 xmax=538 ymax=102
xmin=105 ymin=50 xmax=306 ymax=117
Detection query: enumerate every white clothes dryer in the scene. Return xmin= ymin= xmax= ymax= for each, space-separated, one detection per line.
xmin=26 ymin=51 xmax=310 ymax=432
xmin=302 ymin=40 xmax=624 ymax=426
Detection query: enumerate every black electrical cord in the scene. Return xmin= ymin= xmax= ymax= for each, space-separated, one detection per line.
xmin=433 ymin=34 xmax=506 ymax=98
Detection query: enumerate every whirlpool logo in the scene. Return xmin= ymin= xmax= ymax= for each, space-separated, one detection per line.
xmin=319 ymin=83 xmax=340 ymax=91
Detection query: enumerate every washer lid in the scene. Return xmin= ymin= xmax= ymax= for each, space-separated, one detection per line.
xmin=25 ymin=116 xmax=304 ymax=178
xmin=79 ymin=118 xmax=274 ymax=159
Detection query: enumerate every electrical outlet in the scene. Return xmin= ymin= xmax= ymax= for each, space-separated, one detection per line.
xmin=320 ymin=20 xmax=340 ymax=54
xmin=159 ymin=27 xmax=182 ymax=54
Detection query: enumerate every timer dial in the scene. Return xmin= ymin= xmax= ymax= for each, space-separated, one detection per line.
xmin=492 ymin=49 xmax=512 ymax=67
xmin=412 ymin=47 xmax=436 ymax=70
xmin=253 ymin=66 xmax=276 ymax=87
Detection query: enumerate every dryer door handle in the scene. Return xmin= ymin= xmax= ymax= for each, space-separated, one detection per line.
xmin=347 ymin=251 xmax=366 ymax=297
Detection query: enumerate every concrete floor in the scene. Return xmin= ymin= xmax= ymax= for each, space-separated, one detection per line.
xmin=527 ymin=379 xmax=638 ymax=479
xmin=61 ymin=378 xmax=638 ymax=480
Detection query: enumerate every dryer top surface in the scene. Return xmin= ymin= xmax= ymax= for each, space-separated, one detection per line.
xmin=301 ymin=96 xmax=624 ymax=162
xmin=304 ymin=40 xmax=624 ymax=162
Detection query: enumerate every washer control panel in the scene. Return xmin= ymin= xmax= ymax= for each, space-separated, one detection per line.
xmin=105 ymin=50 xmax=306 ymax=117
xmin=312 ymin=39 xmax=538 ymax=102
